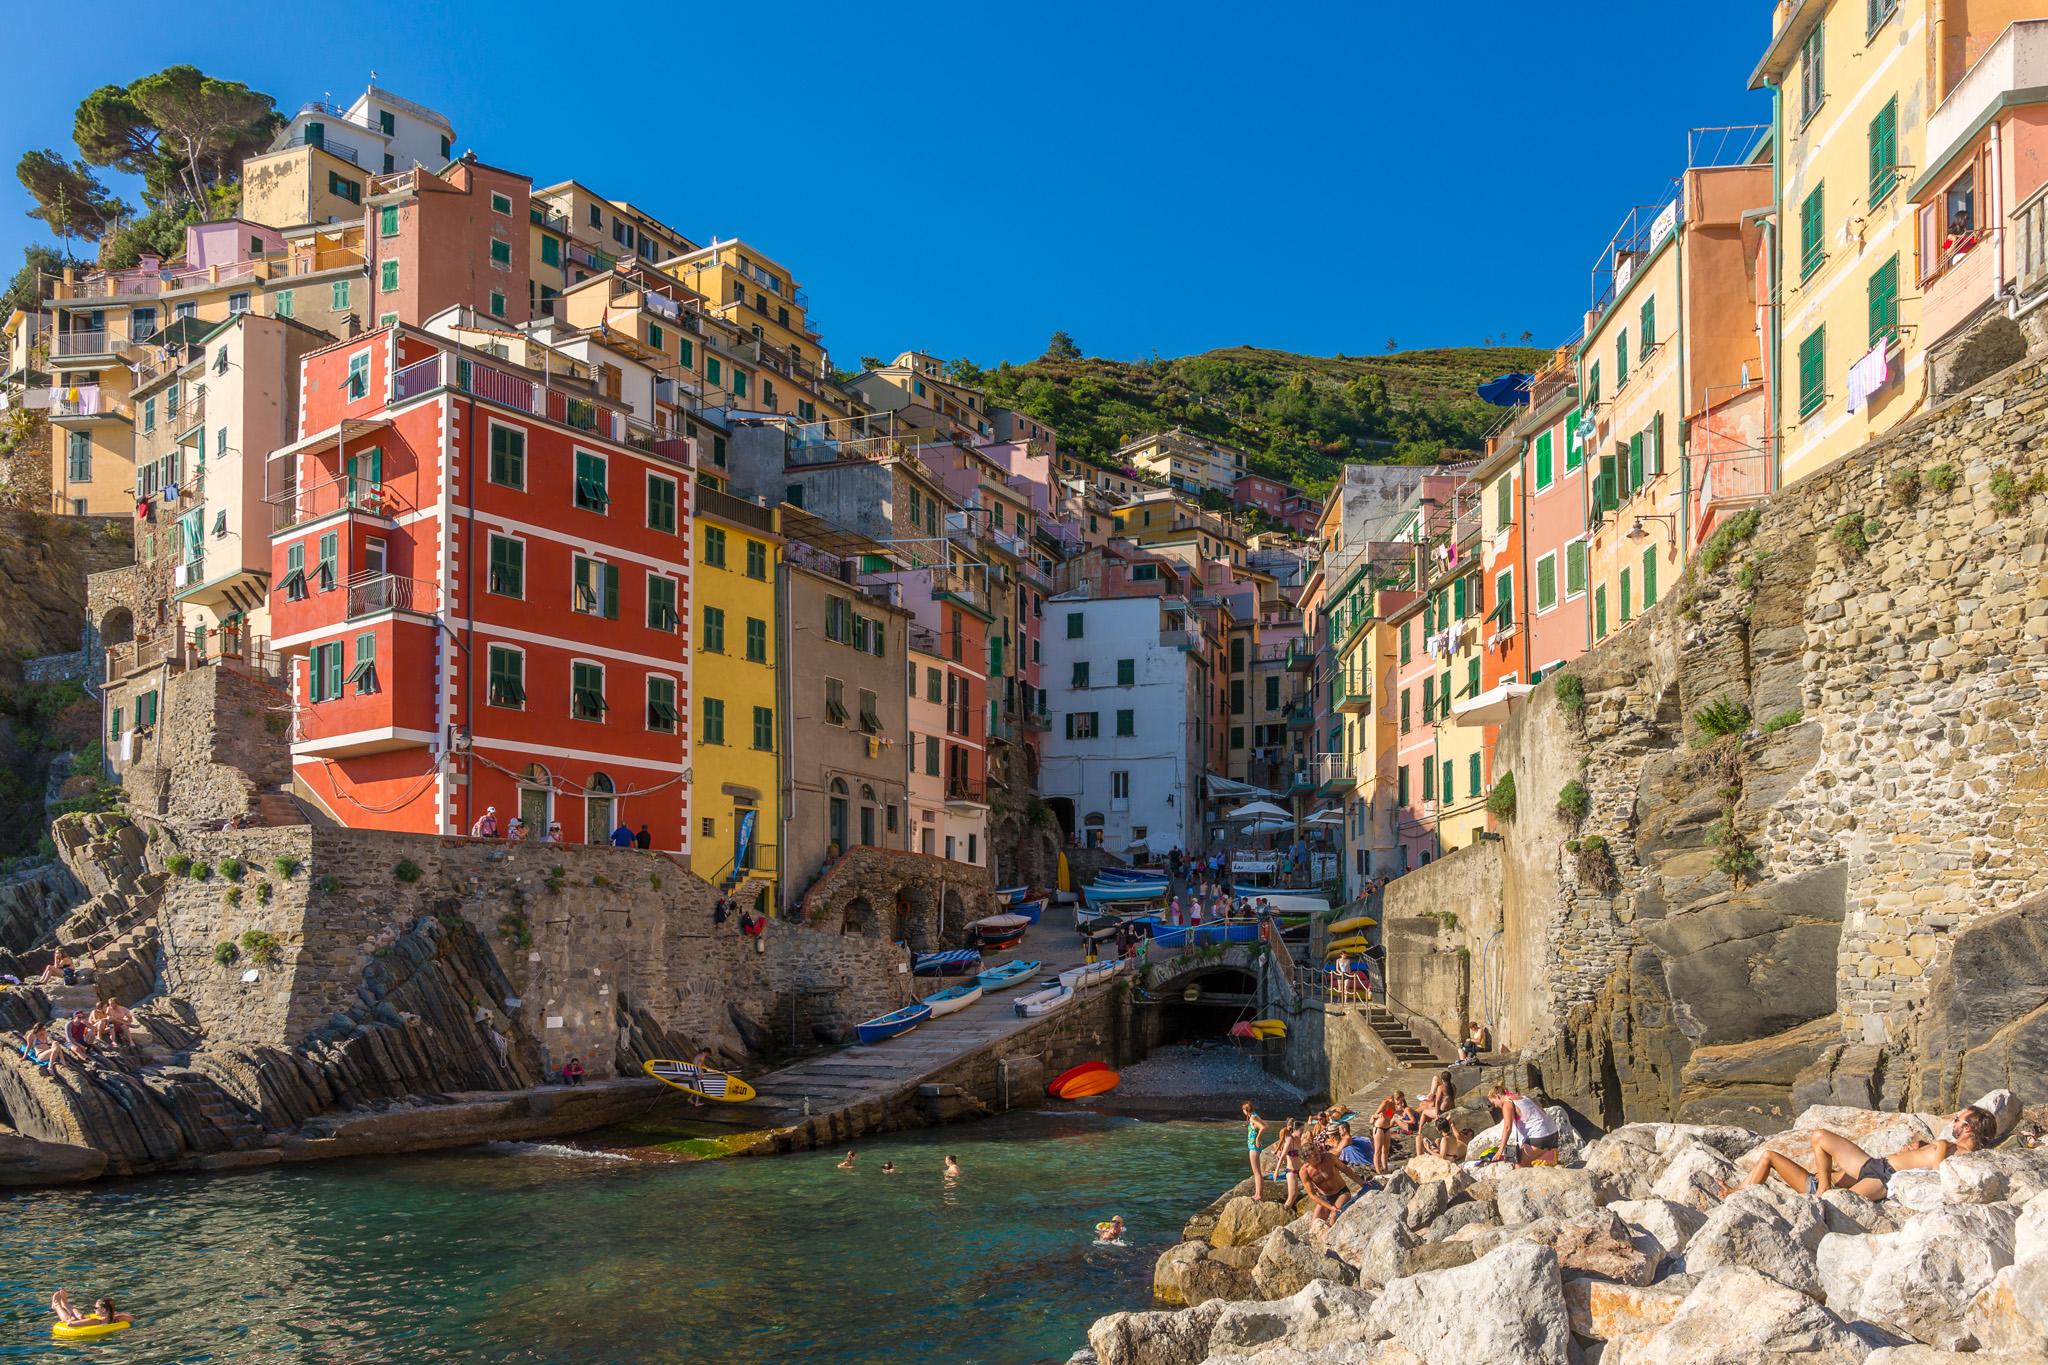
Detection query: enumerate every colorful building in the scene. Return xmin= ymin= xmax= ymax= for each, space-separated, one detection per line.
xmin=1118 ymin=427 xmax=1249 ymax=496
xmin=268 ymin=325 xmax=696 ymax=848
xmin=691 ymin=487 xmax=782 ymax=909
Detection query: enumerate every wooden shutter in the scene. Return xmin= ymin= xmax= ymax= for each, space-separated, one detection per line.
xmin=1917 ymin=200 xmax=1941 ymax=284
xmin=1628 ymin=433 xmax=1644 ymax=494
xmin=1647 ymin=415 xmax=1665 ymax=477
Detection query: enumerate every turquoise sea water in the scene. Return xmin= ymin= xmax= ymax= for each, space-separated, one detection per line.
xmin=1 ymin=1111 xmax=1239 ymax=1364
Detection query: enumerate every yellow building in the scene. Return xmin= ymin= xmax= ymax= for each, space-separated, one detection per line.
xmin=692 ymin=486 xmax=785 ymax=911
xmin=1110 ymin=489 xmax=1248 ymax=567
xmin=1118 ymin=427 xmax=1249 ymax=496
xmin=663 ymin=240 xmax=843 ymax=422
xmin=1752 ymin=0 xmax=2038 ymax=486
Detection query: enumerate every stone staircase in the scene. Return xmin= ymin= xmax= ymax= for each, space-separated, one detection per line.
xmin=1361 ymin=1003 xmax=1442 ymax=1068
xmin=254 ymin=785 xmax=310 ymax=827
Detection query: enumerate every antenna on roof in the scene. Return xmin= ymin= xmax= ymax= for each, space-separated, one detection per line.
xmin=369 ymin=70 xmax=379 ymax=82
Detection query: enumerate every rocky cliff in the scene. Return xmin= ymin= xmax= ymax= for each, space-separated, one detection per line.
xmin=1469 ymin=354 xmax=2048 ymax=1132
xmin=0 ymin=509 xmax=129 ymax=662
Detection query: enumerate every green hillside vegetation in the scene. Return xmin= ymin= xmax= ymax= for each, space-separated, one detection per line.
xmin=942 ymin=335 xmax=1548 ymax=496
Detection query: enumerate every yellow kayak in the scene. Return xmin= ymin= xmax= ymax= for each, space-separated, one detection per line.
xmin=1248 ymin=1019 xmax=1288 ymax=1038
xmin=644 ymin=1059 xmax=757 ymax=1103
xmin=1328 ymin=915 xmax=1377 ymax=935
xmin=1325 ymin=935 xmax=1370 ymax=956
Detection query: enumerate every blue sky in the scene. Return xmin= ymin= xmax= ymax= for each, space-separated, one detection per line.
xmin=0 ymin=1 xmax=1772 ymax=367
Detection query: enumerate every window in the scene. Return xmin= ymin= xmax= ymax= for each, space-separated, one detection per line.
xmin=647 ymin=676 xmax=678 ymax=732
xmin=1494 ymin=473 xmax=1511 ymax=529
xmin=1469 ymin=752 xmax=1482 ymax=799
xmin=143 ymin=397 xmax=157 ymax=432
xmin=66 ymin=432 xmax=90 ymax=482
xmin=1800 ymin=20 xmax=1825 ymax=124
xmin=924 ymin=734 xmax=941 ymax=776
xmin=1628 ymin=431 xmax=1644 ymax=496
xmin=489 ymin=238 xmax=511 ymax=267
xmin=1564 ymin=410 xmax=1584 ymax=472
xmin=331 ymin=279 xmax=351 ymax=312
xmin=824 ymin=595 xmax=850 ymax=643
xmin=489 ymin=423 xmax=525 ymax=487
xmin=1868 ymin=254 xmax=1900 ymax=346
xmin=702 ymin=605 xmax=725 ymax=652
xmin=1533 ymin=431 xmax=1554 ymax=490
xmin=1587 ymin=359 xmax=1600 ymax=406
xmin=1494 ymin=568 xmax=1514 ymax=629
xmin=1065 ymin=712 xmax=1099 ymax=739
xmin=1397 ymin=765 xmax=1410 ymax=805
xmin=1443 ymin=759 xmax=1455 ymax=801
xmin=1129 ymin=563 xmax=1159 ymax=582
xmin=539 ymin=235 xmax=559 ymax=267
xmin=1869 ymin=97 xmax=1899 ymax=206
xmin=378 ymin=205 xmax=400 ymax=237
xmin=1535 ymin=551 xmax=1558 ymax=613
xmin=571 ymin=662 xmax=606 ymax=720
xmin=588 ymin=203 xmax=602 ymax=228
xmin=1072 ymin=661 xmax=1090 ymax=689
xmin=647 ymin=474 xmax=677 ymax=533
xmin=284 ymin=543 xmax=306 ymax=600
xmin=1800 ymin=187 xmax=1826 ymax=279
xmin=1642 ymin=545 xmax=1659 ymax=610
xmin=1111 ymin=770 xmax=1130 ymax=800
xmin=745 ymin=539 xmax=766 ymax=580
xmin=573 ymin=451 xmax=608 ymax=511
xmin=1116 ymin=709 xmax=1135 ymax=737
xmin=858 ymin=688 xmax=881 ymax=733
xmin=701 ymin=696 xmax=725 ymax=743
xmin=380 ymin=259 xmax=399 ymax=293
xmin=347 ymin=351 xmax=370 ymax=400
xmin=1620 ymin=567 xmax=1633 ymax=623
xmin=309 ymin=642 xmax=344 ymax=701
xmin=1566 ymin=539 xmax=1587 ymax=597
xmin=488 ymin=291 xmax=505 ymax=318
xmin=572 ymin=555 xmax=619 ymax=618
xmin=1867 ymin=0 xmax=1897 ymax=39
xmin=328 ymin=172 xmax=360 ymax=203
xmin=275 ymin=289 xmax=294 ymax=318
xmin=487 ymin=534 xmax=524 ymax=597
xmin=1422 ymin=675 xmax=1435 ymax=721
xmin=377 ymin=109 xmax=396 ymax=135
xmin=1265 ymin=675 xmax=1280 ymax=710
xmin=745 ymin=616 xmax=767 ymax=662
xmin=490 ymin=191 xmax=513 ymax=215
xmin=753 ymin=705 xmax=774 ymax=751
xmin=1615 ymin=328 xmax=1629 ymax=388
xmin=1399 ymin=621 xmax=1410 ymax=664
xmin=926 ymin=667 xmax=943 ymax=703
xmin=647 ymin=322 xmax=664 ymax=353
xmin=1423 ymin=757 xmax=1436 ymax=800
xmin=1400 ymin=688 xmax=1411 ymax=733
xmin=228 ymin=291 xmax=250 ymax=314
xmin=1798 ymin=326 xmax=1827 ymax=418
xmin=648 ymin=575 xmax=678 ymax=631
xmin=1595 ymin=584 xmax=1609 ymax=640
xmin=316 ymin=530 xmax=338 ymax=589
xmin=703 ymin=525 xmax=726 ymax=568
xmin=825 ymin=677 xmax=847 ymax=724
xmin=347 ymin=633 xmax=378 ymax=693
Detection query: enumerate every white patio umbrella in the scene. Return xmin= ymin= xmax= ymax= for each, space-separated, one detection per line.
xmin=1225 ymin=800 xmax=1291 ymax=821
xmin=1240 ymin=817 xmax=1294 ymax=836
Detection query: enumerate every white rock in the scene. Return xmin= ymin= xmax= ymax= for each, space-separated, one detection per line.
xmin=1492 ymin=1166 xmax=1601 ymax=1224
xmin=1962 ymin=1255 xmax=2048 ymax=1353
xmin=1680 ymin=1190 xmax=1825 ymax=1297
xmin=2016 ymin=1190 xmax=2048 ymax=1263
xmin=1604 ymin=1266 xmax=1870 ymax=1364
xmin=1854 ymin=1203 xmax=2020 ymax=1349
xmin=1969 ymin=1089 xmax=2017 ymax=1138
xmin=1887 ymin=1169 xmax=1947 ymax=1215
xmin=1206 ymin=1280 xmax=1382 ymax=1358
xmin=1816 ymin=1230 xmax=1884 ymax=1311
xmin=1940 ymin=1149 xmax=2048 ymax=1206
xmin=1650 ymin=1143 xmax=1739 ymax=1211
xmin=1819 ymin=1187 xmax=1901 ymax=1235
xmin=1087 ymin=1299 xmax=1226 ymax=1365
xmin=1607 ymin=1198 xmax=1709 ymax=1270
xmin=1366 ymin=1240 xmax=1572 ymax=1364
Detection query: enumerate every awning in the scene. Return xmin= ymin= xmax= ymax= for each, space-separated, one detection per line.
xmin=1206 ymin=774 xmax=1273 ymax=800
xmin=1303 ymin=809 xmax=1346 ymax=827
xmin=1240 ymin=818 xmax=1293 ymax=835
xmin=1451 ymin=682 xmax=1534 ymax=727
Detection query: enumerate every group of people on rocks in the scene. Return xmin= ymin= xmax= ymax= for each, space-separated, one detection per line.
xmin=18 ymin=999 xmax=136 ymax=1071
xmin=466 ymin=805 xmax=657 ymax=850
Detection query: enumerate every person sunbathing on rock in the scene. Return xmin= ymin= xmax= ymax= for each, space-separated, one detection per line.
xmin=95 ymin=999 xmax=135 ymax=1049
xmin=19 ymin=1022 xmax=55 ymax=1068
xmin=1421 ymin=1119 xmax=1471 ymax=1162
xmin=1416 ymin=1071 xmax=1455 ymax=1124
xmin=1723 ymin=1105 xmax=1996 ymax=1201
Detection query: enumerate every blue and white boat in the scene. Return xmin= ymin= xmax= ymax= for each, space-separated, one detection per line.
xmin=912 ymin=948 xmax=983 ymax=977
xmin=921 ymin=982 xmax=983 ymax=1017
xmin=976 ymin=958 xmax=1042 ymax=992
xmin=1013 ymin=982 xmax=1073 ymax=1018
xmin=1081 ymin=881 xmax=1168 ymax=908
xmin=1096 ymin=867 xmax=1170 ymax=886
xmin=856 ymin=1002 xmax=932 ymax=1044
xmin=1059 ymin=959 xmax=1128 ymax=992
xmin=996 ymin=885 xmax=1033 ymax=904
xmin=1011 ymin=899 xmax=1046 ymax=924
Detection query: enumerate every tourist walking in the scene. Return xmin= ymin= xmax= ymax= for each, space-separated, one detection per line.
xmin=610 ymin=819 xmax=635 ymax=848
xmin=635 ymin=823 xmax=652 ymax=850
xmin=470 ymin=807 xmax=499 ymax=838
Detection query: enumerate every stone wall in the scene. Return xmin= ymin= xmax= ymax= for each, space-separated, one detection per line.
xmin=158 ymin=827 xmax=916 ymax=1077
xmin=119 ymin=664 xmax=292 ymax=825
xmin=1481 ymin=352 xmax=2048 ymax=1129
xmin=795 ymin=844 xmax=1000 ymax=950
xmin=22 ymin=652 xmax=88 ymax=685
xmin=1380 ymin=840 xmax=1501 ymax=1055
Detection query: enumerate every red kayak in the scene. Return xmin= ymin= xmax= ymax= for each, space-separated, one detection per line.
xmin=1046 ymin=1060 xmax=1109 ymax=1096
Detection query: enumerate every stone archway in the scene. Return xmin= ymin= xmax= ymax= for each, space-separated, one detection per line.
xmin=941 ymin=886 xmax=967 ymax=942
xmin=100 ymin=607 xmax=134 ymax=647
xmin=895 ymin=884 xmax=934 ymax=949
xmin=1938 ymin=315 xmax=2027 ymax=398
xmin=841 ymin=894 xmax=878 ymax=938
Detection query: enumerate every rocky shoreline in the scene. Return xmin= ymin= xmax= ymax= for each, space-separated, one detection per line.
xmin=1071 ymin=1092 xmax=2048 ymax=1364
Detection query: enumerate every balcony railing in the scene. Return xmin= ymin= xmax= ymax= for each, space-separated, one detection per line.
xmin=347 ymin=572 xmax=438 ymax=618
xmin=946 ymin=774 xmax=987 ymax=804
xmin=53 ymin=329 xmax=130 ymax=358
xmin=270 ymin=473 xmax=405 ymax=530
xmin=1315 ymin=752 xmax=1357 ymax=789
xmin=1335 ymin=670 xmax=1371 ymax=713
xmin=282 ymin=132 xmax=359 ymax=164
xmin=390 ymin=352 xmax=624 ymax=442
xmin=48 ymin=384 xmax=114 ymax=418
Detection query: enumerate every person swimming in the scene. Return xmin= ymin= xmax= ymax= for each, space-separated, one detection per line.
xmin=837 ymin=1150 xmax=857 ymax=1169
xmin=943 ymin=1154 xmax=961 ymax=1179
xmin=880 ymin=1161 xmax=899 ymax=1174
xmin=51 ymin=1290 xmax=129 ymax=1328
xmin=1095 ymin=1215 xmax=1126 ymax=1243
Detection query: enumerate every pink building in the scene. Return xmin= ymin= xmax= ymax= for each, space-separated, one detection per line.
xmin=1386 ymin=593 xmax=1438 ymax=871
xmin=1233 ymin=473 xmax=1323 ymax=535
xmin=1513 ymin=366 xmax=1592 ymax=682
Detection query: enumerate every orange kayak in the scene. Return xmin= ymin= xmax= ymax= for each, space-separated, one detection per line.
xmin=1055 ymin=1069 xmax=1121 ymax=1100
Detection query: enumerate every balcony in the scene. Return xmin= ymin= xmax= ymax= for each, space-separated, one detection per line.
xmin=1287 ymin=639 xmax=1315 ymax=671
xmin=946 ymin=774 xmax=988 ymax=807
xmin=1283 ymin=766 xmax=1317 ymax=796
xmin=389 ymin=352 xmax=626 ymax=443
xmin=1335 ymin=670 xmax=1371 ymax=715
xmin=270 ymin=473 xmax=407 ymax=531
xmin=347 ymin=572 xmax=439 ymax=619
xmin=1020 ymin=705 xmax=1051 ymax=732
xmin=1315 ymin=752 xmax=1358 ymax=792
xmin=52 ymin=329 xmax=131 ymax=362
xmin=47 ymin=383 xmax=127 ymax=424
xmin=1284 ymin=700 xmax=1315 ymax=731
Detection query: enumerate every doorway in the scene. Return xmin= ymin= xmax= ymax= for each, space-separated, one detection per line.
xmin=585 ymin=772 xmax=615 ymax=844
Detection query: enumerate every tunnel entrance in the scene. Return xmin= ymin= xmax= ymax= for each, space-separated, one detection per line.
xmin=1142 ymin=967 xmax=1263 ymax=1049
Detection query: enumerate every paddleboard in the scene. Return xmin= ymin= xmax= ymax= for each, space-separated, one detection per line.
xmin=1046 ymin=1059 xmax=1110 ymax=1095
xmin=1328 ymin=915 xmax=1377 ymax=934
xmin=643 ymin=1059 xmax=758 ymax=1102
xmin=1056 ymin=1069 xmax=1121 ymax=1099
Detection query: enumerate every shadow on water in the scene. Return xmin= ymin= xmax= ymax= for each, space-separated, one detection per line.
xmin=1 ymin=1110 xmax=1239 ymax=1365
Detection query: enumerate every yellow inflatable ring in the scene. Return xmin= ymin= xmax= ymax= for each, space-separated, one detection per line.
xmin=53 ymin=1320 xmax=131 ymax=1340
xmin=1095 ymin=1220 xmax=1120 ymax=1232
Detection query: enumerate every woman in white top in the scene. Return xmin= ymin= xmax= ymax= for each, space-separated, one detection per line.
xmin=1487 ymin=1084 xmax=1561 ymax=1167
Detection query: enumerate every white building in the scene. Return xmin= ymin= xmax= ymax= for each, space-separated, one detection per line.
xmin=268 ymin=84 xmax=456 ymax=181
xmin=1040 ymin=591 xmax=1205 ymax=857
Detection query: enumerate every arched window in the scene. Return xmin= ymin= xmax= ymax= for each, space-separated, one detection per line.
xmin=585 ymin=772 xmax=616 ymax=845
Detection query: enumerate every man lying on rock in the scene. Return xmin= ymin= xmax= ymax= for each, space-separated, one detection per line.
xmin=1720 ymin=1105 xmax=1996 ymax=1202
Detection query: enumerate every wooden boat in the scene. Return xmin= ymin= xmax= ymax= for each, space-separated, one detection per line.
xmin=856 ymin=1002 xmax=932 ymax=1044
xmin=912 ymin=948 xmax=983 ymax=977
xmin=972 ymin=913 xmax=1032 ymax=941
xmin=1080 ymin=881 xmax=1168 ymax=908
xmin=643 ymin=1059 xmax=758 ymax=1103
xmin=976 ymin=958 xmax=1041 ymax=992
xmin=996 ymin=885 xmax=1033 ymax=904
xmin=922 ymin=982 xmax=983 ymax=1017
xmin=1054 ymin=1068 xmax=1121 ymax=1099
xmin=1011 ymin=899 xmax=1045 ymax=924
xmin=1328 ymin=914 xmax=1378 ymax=935
xmin=1059 ymin=959 xmax=1126 ymax=992
xmin=1096 ymin=867 xmax=1170 ymax=885
xmin=1046 ymin=1060 xmax=1110 ymax=1094
xmin=1013 ymin=982 xmax=1073 ymax=1018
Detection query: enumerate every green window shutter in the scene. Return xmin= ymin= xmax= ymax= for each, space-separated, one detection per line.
xmin=1800 ymin=187 xmax=1825 ymax=279
xmin=1869 ymin=98 xmax=1898 ymax=205
xmin=1452 ymin=577 xmax=1466 ymax=619
xmin=1620 ymin=567 xmax=1633 ymax=623
xmin=1469 ymin=752 xmax=1481 ymax=798
xmin=1628 ymin=432 xmax=1644 ymax=494
xmin=1067 ymin=612 xmax=1083 ymax=638
xmin=1597 ymin=454 xmax=1618 ymax=513
xmin=704 ymin=606 xmax=725 ymax=651
xmin=380 ymin=259 xmax=399 ymax=292
xmin=1566 ymin=540 xmax=1587 ymax=596
xmin=276 ymin=289 xmax=294 ymax=318
xmin=648 ymin=322 xmax=664 ymax=352
xmin=1497 ymin=571 xmax=1513 ymax=626
xmin=1442 ymin=760 xmax=1454 ymax=801
xmin=331 ymin=280 xmax=350 ymax=310
xmin=1423 ymin=758 xmax=1435 ymax=799
xmin=1798 ymin=326 xmax=1827 ymax=417
xmin=702 ymin=698 xmax=724 ymax=744
xmin=601 ymin=563 xmax=619 ymax=619
xmin=540 ymin=235 xmax=559 ymax=266
xmin=1564 ymin=409 xmax=1583 ymax=472
xmin=1116 ymin=709 xmax=1135 ymax=737
xmin=489 ymin=535 xmax=523 ymax=596
xmin=746 ymin=616 xmax=767 ymax=661
xmin=1639 ymin=297 xmax=1655 ymax=357
xmin=1595 ymin=585 xmax=1608 ymax=639
xmin=1536 ymin=555 xmax=1557 ymax=611
xmin=1647 ymin=414 xmax=1665 ymax=478
xmin=1495 ymin=474 xmax=1511 ymax=528
xmin=487 ymin=648 xmax=523 ymax=706
xmin=1398 ymin=765 xmax=1410 ymax=804
xmin=754 ymin=706 xmax=774 ymax=751
xmin=1399 ymin=622 xmax=1411 ymax=664
xmin=1616 ymin=329 xmax=1628 ymax=386
xmin=490 ymin=239 xmax=511 ymax=266
xmin=1868 ymin=254 xmax=1900 ymax=346
xmin=1117 ymin=658 xmax=1134 ymax=686
xmin=379 ymin=205 xmax=399 ymax=237
xmin=1642 ymin=546 xmax=1659 ymax=609
xmin=1534 ymin=431 xmax=1553 ymax=489
xmin=648 ymin=475 xmax=675 ymax=532
xmin=703 ymin=525 xmax=726 ymax=568
xmin=1588 ymin=360 xmax=1600 ymax=405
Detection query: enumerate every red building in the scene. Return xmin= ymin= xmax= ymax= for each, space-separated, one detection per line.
xmin=268 ymin=325 xmax=696 ymax=848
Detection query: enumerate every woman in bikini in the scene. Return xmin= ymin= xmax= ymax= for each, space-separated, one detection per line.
xmin=1725 ymin=1105 xmax=1996 ymax=1201
xmin=1242 ymin=1102 xmax=1270 ymax=1200
xmin=1416 ymin=1071 xmax=1455 ymax=1125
